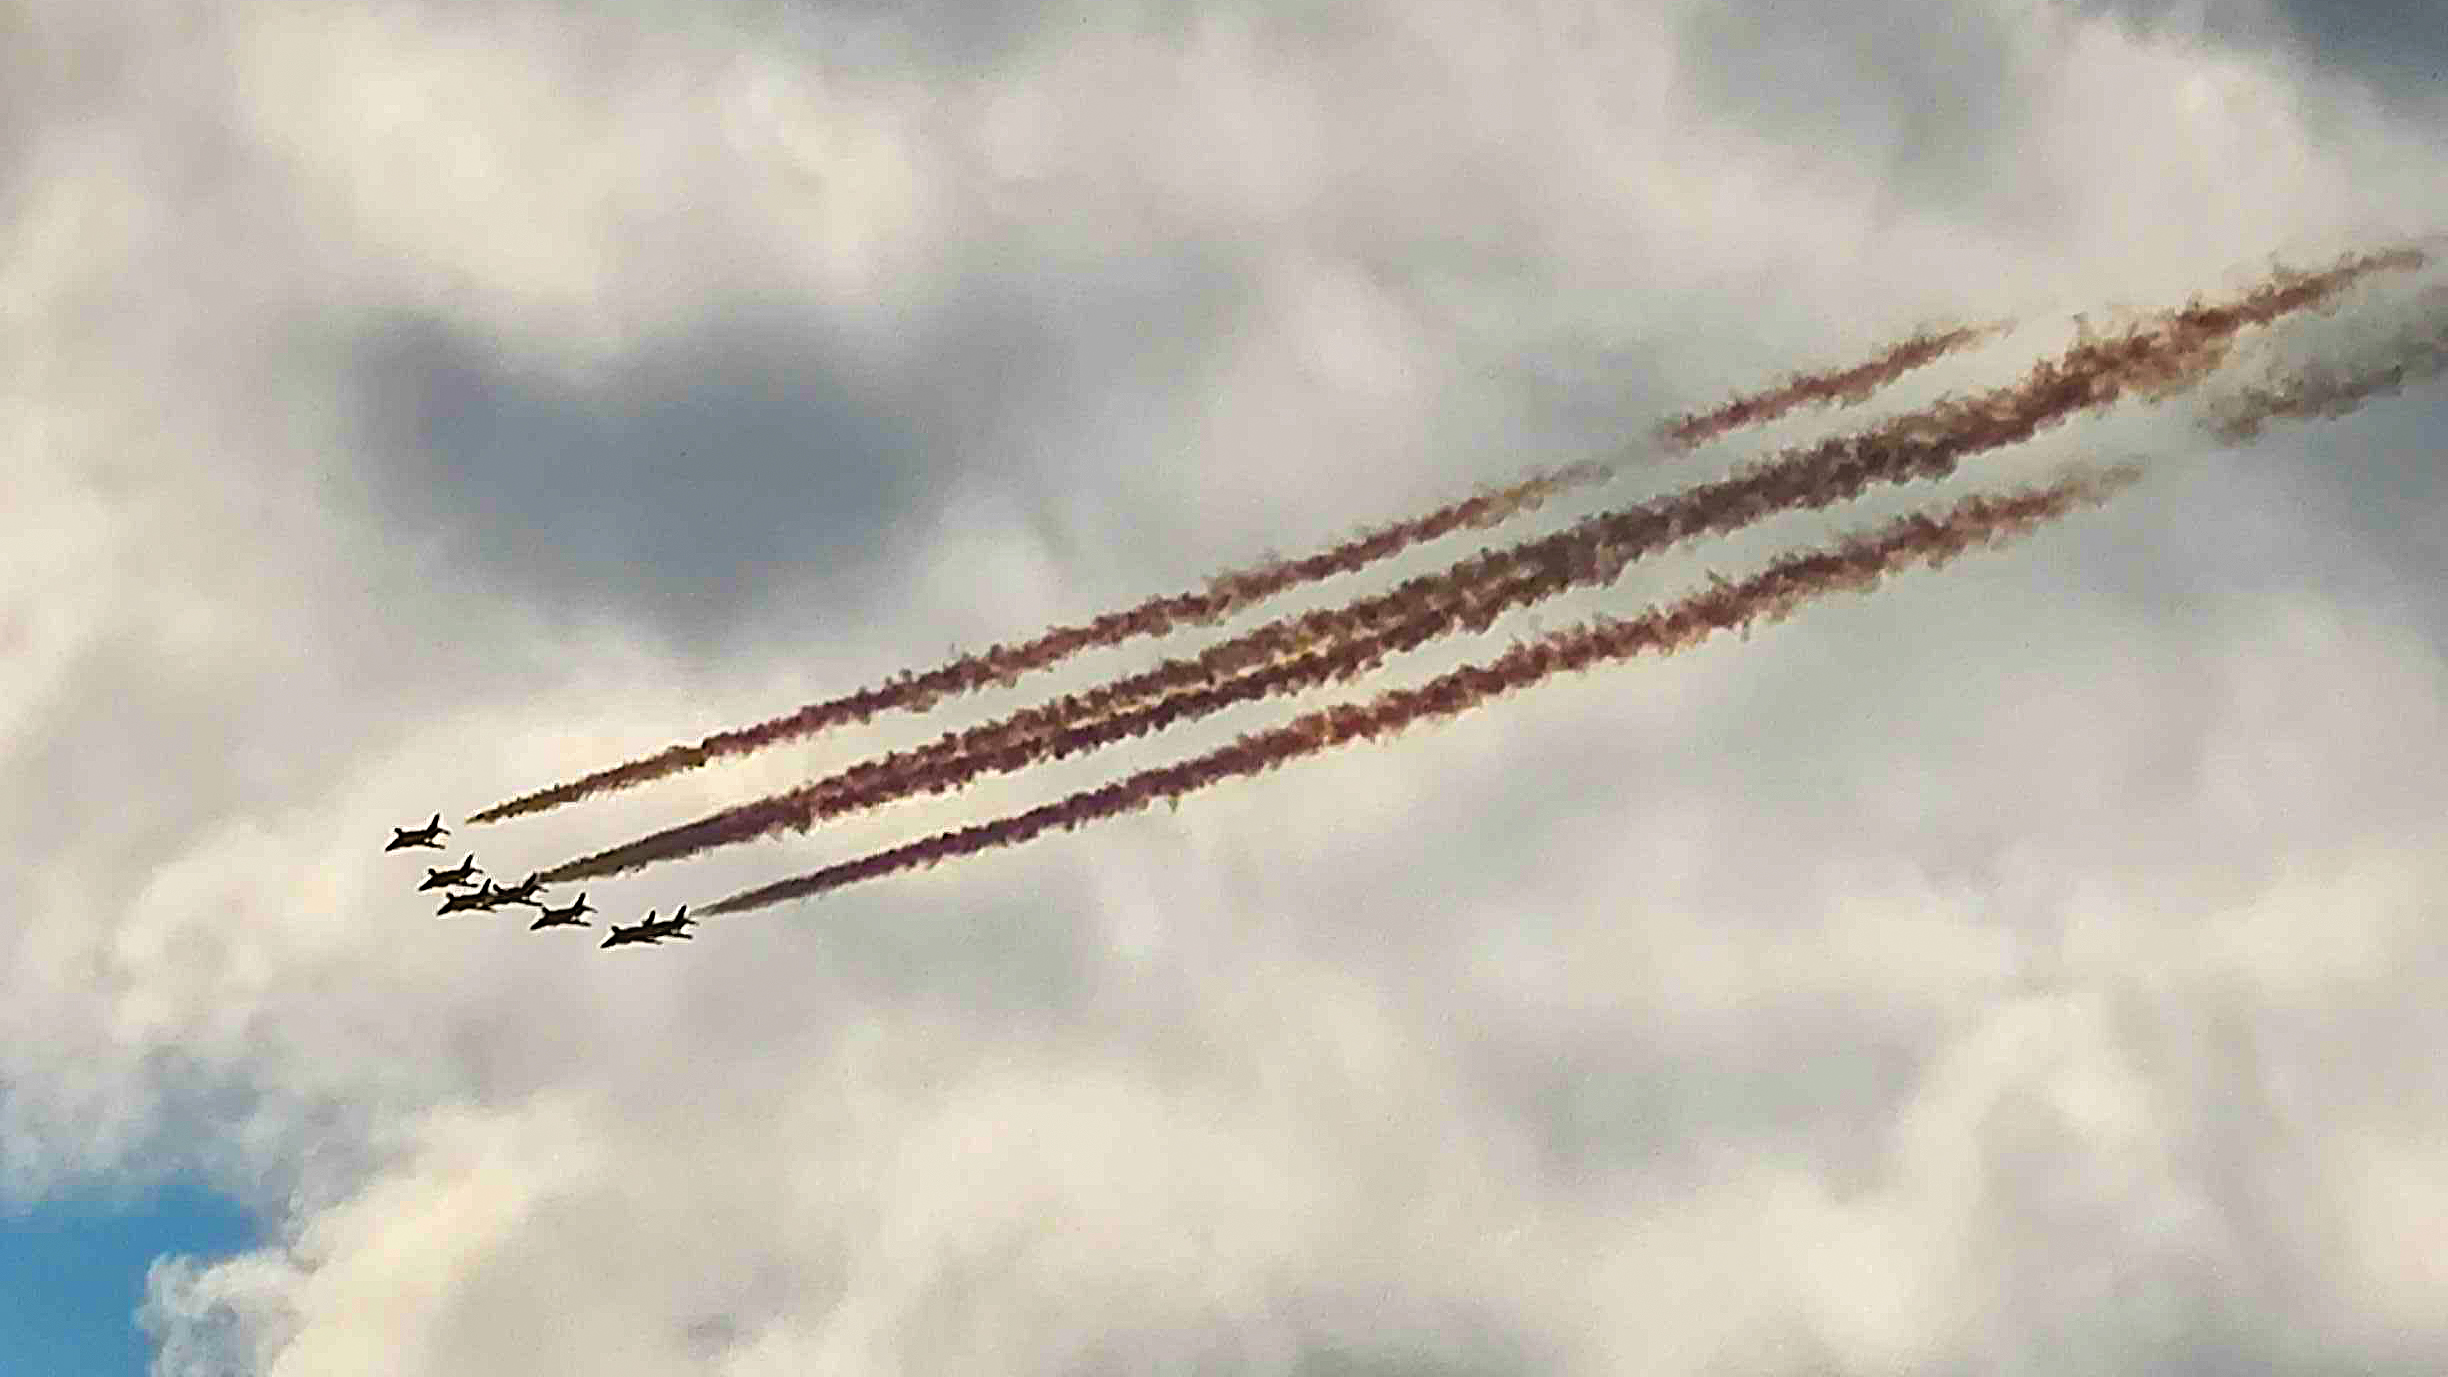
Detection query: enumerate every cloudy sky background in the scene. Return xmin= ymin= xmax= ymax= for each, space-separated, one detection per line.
xmin=7 ymin=0 xmax=2447 ymax=1371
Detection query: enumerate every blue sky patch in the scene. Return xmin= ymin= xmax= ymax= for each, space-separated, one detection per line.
xmin=0 ymin=1179 xmax=257 ymax=1377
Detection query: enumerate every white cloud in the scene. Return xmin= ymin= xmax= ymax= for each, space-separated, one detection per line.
xmin=2 ymin=0 xmax=2444 ymax=1372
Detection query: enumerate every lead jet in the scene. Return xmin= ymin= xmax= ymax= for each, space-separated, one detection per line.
xmin=490 ymin=873 xmax=549 ymax=909
xmin=386 ymin=814 xmax=448 ymax=851
xmin=601 ymin=909 xmax=672 ymax=949
xmin=529 ymin=893 xmax=595 ymax=931
xmin=417 ymin=855 xmax=484 ymax=891
xmin=436 ymin=881 xmax=507 ymax=916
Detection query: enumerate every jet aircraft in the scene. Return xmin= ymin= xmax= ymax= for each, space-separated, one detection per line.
xmin=490 ymin=873 xmax=549 ymax=908
xmin=418 ymin=855 xmax=484 ymax=891
xmin=601 ymin=909 xmax=676 ymax=948
xmin=386 ymin=814 xmax=448 ymax=851
xmin=642 ymin=905 xmax=694 ymax=942
xmin=530 ymin=893 xmax=595 ymax=931
xmin=436 ymin=881 xmax=507 ymax=917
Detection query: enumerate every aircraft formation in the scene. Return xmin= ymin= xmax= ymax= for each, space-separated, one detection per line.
xmin=391 ymin=817 xmax=696 ymax=949
xmin=381 ymin=246 xmax=2441 ymax=928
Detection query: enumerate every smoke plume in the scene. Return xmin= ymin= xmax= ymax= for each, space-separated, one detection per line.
xmin=696 ymin=466 xmax=2145 ymax=915
xmin=2203 ymin=285 xmax=2448 ymax=442
xmin=544 ymin=247 xmax=2423 ymax=883
xmin=1658 ymin=321 xmax=2008 ymax=450
xmin=471 ymin=316 xmax=2067 ymax=825
xmin=472 ymin=462 xmax=1608 ymax=823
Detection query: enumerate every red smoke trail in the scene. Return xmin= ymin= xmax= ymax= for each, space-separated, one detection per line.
xmin=544 ymin=528 xmax=1638 ymax=882
xmin=695 ymin=466 xmax=2143 ymax=915
xmin=473 ymin=318 xmax=2052 ymax=825
xmin=1658 ymin=320 xmax=2009 ymax=450
xmin=2203 ymin=286 xmax=2448 ymax=442
xmin=473 ymin=461 xmax=1608 ymax=823
xmin=543 ymin=247 xmax=2422 ymax=884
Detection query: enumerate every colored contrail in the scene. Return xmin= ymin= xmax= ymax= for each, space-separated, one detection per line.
xmin=2203 ymin=285 xmax=2448 ymax=442
xmin=1658 ymin=320 xmax=2010 ymax=450
xmin=472 ymin=464 xmax=1607 ymax=824
xmin=695 ymin=466 xmax=2143 ymax=914
xmin=472 ymin=320 xmax=2037 ymax=825
xmin=542 ymin=247 xmax=2422 ymax=884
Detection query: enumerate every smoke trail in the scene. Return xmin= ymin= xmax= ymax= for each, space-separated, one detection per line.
xmin=1658 ymin=320 xmax=2009 ymax=450
xmin=696 ymin=466 xmax=2143 ymax=915
xmin=547 ymin=536 xmax=1631 ymax=883
xmin=2203 ymin=286 xmax=2448 ymax=442
xmin=542 ymin=247 xmax=2424 ymax=883
xmin=473 ymin=316 xmax=2066 ymax=825
xmin=472 ymin=460 xmax=1610 ymax=823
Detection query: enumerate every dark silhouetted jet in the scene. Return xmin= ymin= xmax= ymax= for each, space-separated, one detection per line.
xmin=436 ymin=881 xmax=507 ymax=917
xmin=490 ymin=873 xmax=548 ymax=909
xmin=601 ymin=910 xmax=669 ymax=948
xmin=530 ymin=893 xmax=595 ymax=931
xmin=418 ymin=855 xmax=483 ymax=891
xmin=387 ymin=814 xmax=448 ymax=851
xmin=641 ymin=904 xmax=695 ymax=942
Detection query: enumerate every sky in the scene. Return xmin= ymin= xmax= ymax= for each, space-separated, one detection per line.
xmin=5 ymin=0 xmax=2446 ymax=1373
xmin=1 ymin=1181 xmax=252 ymax=1377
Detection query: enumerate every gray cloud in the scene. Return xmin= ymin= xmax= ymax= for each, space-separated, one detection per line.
xmin=2265 ymin=0 xmax=2448 ymax=94
xmin=1673 ymin=0 xmax=2042 ymax=217
xmin=348 ymin=306 xmax=937 ymax=646
xmin=2082 ymin=0 xmax=2448 ymax=105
